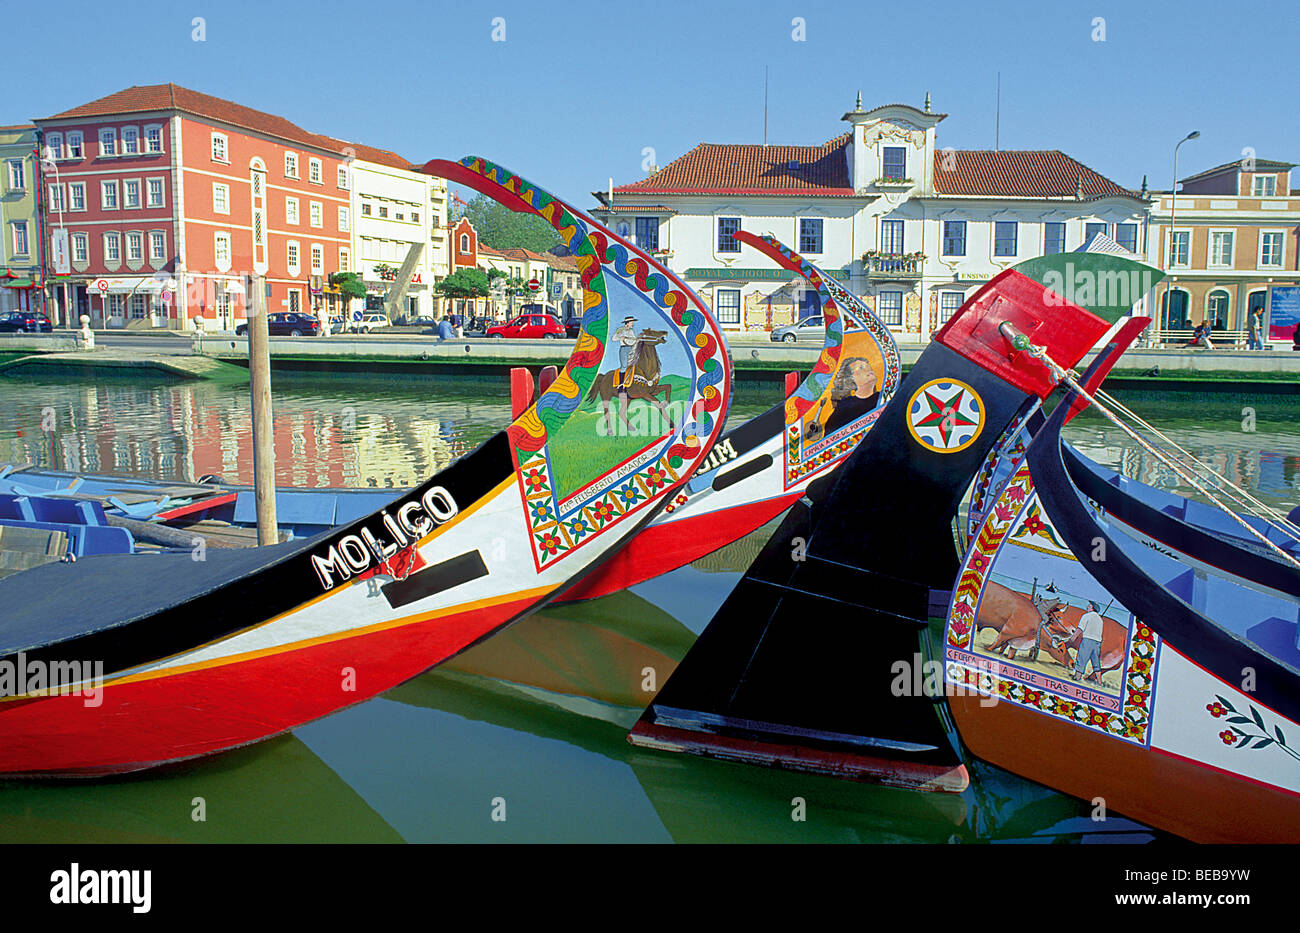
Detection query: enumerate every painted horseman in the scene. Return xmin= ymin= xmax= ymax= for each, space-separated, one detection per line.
xmin=613 ymin=316 xmax=640 ymax=392
xmin=587 ymin=316 xmax=677 ymax=435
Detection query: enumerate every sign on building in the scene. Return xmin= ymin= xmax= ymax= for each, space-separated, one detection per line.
xmin=1269 ymin=286 xmax=1300 ymax=342
xmin=50 ymin=229 xmax=70 ymax=275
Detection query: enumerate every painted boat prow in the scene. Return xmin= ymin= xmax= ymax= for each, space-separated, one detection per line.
xmin=0 ymin=154 xmax=733 ymax=778
xmin=944 ymin=333 xmax=1300 ymax=841
xmin=629 ymin=269 xmax=1115 ymax=786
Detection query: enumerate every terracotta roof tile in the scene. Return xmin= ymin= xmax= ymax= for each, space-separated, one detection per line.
xmin=932 ymin=150 xmax=1136 ymax=199
xmin=614 ymin=135 xmax=853 ymax=196
xmin=42 ymin=83 xmax=348 ymax=155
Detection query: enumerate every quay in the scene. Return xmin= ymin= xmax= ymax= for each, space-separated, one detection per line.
xmin=1 ymin=331 xmax=1298 ymax=390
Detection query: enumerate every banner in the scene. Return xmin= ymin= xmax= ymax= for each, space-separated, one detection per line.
xmin=1268 ymin=286 xmax=1300 ymax=342
xmin=50 ymin=229 xmax=70 ymax=275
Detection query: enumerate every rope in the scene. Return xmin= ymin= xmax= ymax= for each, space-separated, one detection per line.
xmin=1001 ymin=323 xmax=1300 ymax=573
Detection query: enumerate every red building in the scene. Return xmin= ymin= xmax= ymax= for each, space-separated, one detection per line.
xmin=36 ymin=84 xmax=353 ymax=330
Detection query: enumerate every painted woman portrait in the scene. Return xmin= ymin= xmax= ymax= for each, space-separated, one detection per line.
xmin=821 ymin=357 xmax=881 ymax=435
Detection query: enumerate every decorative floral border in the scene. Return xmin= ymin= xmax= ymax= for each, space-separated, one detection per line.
xmin=945 ymin=462 xmax=1159 ymax=747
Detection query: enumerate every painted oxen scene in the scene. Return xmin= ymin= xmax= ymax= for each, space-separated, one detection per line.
xmin=972 ymin=573 xmax=1130 ymax=694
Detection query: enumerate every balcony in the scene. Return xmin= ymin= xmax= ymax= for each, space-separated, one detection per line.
xmin=862 ymin=252 xmax=923 ymax=279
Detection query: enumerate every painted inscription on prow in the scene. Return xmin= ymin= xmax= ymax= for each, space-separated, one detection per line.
xmin=698 ymin=437 xmax=738 ymax=473
xmin=311 ymin=486 xmax=460 ymax=590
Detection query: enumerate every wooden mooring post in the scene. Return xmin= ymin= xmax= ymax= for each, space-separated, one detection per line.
xmin=247 ymin=274 xmax=279 ymax=546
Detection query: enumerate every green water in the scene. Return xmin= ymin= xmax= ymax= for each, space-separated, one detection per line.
xmin=0 ymin=373 xmax=1295 ymax=842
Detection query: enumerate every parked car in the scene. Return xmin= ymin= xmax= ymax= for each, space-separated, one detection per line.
xmin=0 ymin=311 xmax=53 ymax=333
xmin=235 ymin=312 xmax=321 ymax=337
xmin=354 ymin=313 xmax=391 ymax=334
xmin=564 ymin=317 xmax=584 ymax=339
xmin=770 ymin=315 xmax=825 ymax=343
xmin=486 ymin=313 xmax=566 ymax=339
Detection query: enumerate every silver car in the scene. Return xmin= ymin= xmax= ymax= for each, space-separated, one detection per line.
xmin=770 ymin=315 xmax=826 ymax=343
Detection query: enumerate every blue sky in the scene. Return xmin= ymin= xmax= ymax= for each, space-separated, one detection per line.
xmin=8 ymin=0 xmax=1296 ymax=205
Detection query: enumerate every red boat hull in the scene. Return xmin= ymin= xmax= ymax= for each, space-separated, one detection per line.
xmin=560 ymin=494 xmax=799 ymax=602
xmin=0 ymin=590 xmax=545 ymax=777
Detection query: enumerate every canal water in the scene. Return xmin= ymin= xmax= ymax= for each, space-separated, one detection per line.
xmin=0 ymin=372 xmax=1295 ymax=842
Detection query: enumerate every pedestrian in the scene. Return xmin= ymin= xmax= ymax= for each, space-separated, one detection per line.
xmin=437 ymin=316 xmax=455 ymax=341
xmin=1247 ymin=307 xmax=1263 ymax=350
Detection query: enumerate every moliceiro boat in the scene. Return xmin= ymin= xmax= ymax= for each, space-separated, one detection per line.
xmin=944 ymin=319 xmax=1300 ymax=842
xmin=0 ymin=155 xmax=732 ymax=778
xmin=630 ymin=262 xmax=1119 ymax=788
xmin=563 ymin=231 xmax=901 ymax=600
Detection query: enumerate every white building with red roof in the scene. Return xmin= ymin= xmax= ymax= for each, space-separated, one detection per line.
xmin=592 ymin=94 xmax=1151 ymax=340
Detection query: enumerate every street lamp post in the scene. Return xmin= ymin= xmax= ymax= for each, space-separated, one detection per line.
xmin=1162 ymin=130 xmax=1200 ymax=340
xmin=40 ymin=156 xmax=68 ymax=328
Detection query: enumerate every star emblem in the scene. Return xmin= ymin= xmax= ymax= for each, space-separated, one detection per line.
xmin=912 ymin=388 xmax=979 ymax=446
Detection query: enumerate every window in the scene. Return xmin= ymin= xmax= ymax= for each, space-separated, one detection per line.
xmin=339 ymin=247 xmax=350 ymax=273
xmin=338 ymin=206 xmax=350 ymax=232
xmin=309 ymin=158 xmax=322 ymax=184
xmin=310 ymin=202 xmax=322 ymax=227
xmin=286 ymin=197 xmax=299 ymax=225
xmin=994 ymin=221 xmax=1018 ymax=257
xmin=124 ymin=179 xmax=141 ymax=209
xmin=146 ymin=178 xmax=164 ymax=208
xmin=44 ymin=133 xmax=62 ymax=161
xmin=67 ymin=132 xmax=83 ymax=158
xmin=7 ymin=160 xmax=24 ymax=190
xmin=213 ymin=183 xmax=230 ymax=214
xmin=337 ymin=166 xmax=349 ymax=188
xmin=104 ymin=233 xmax=121 ymax=263
xmin=71 ymin=233 xmax=88 ymax=263
xmin=214 ymin=232 xmax=231 ymax=267
xmin=942 ymin=220 xmax=966 ymax=257
xmin=411 ymin=211 xmax=419 ymax=223
xmin=714 ymin=288 xmax=741 ymax=324
xmin=130 ymin=293 xmax=147 ymax=319
xmin=122 ymin=126 xmax=140 ymax=155
xmin=98 ymin=128 xmax=117 ymax=157
xmin=11 ymin=221 xmax=28 ymax=255
xmin=395 ymin=211 xmax=405 ymax=221
xmin=287 ymin=241 xmax=300 ymax=272
xmin=378 ymin=206 xmax=388 ymax=218
xmin=149 ymin=231 xmax=166 ymax=262
xmin=1206 ymin=289 xmax=1230 ymax=329
xmin=939 ymin=291 xmax=964 ymax=325
xmin=1085 ymin=221 xmax=1108 ymax=242
xmin=717 ymin=216 xmax=741 ymax=252
xmin=799 ymin=218 xmax=823 ymax=254
xmin=1253 ymin=175 xmax=1277 ymax=197
xmin=1260 ymin=231 xmax=1284 ymax=267
xmin=1168 ymin=230 xmax=1189 ymax=266
xmin=126 ymin=232 xmax=143 ymax=261
xmin=878 ymin=290 xmax=903 ymax=325
xmin=882 ymin=147 xmax=907 ymax=180
xmin=1209 ymin=231 xmax=1234 ymax=267
xmin=101 ymin=180 xmax=119 ymax=210
xmin=68 ymin=182 xmax=85 ymax=211
xmin=881 ymin=219 xmax=904 ymax=255
xmin=311 ymin=243 xmax=323 ymax=273
xmin=145 ymin=125 xmax=162 ymax=153
xmin=1115 ymin=223 xmax=1138 ymax=253
xmin=361 ymin=202 xmax=372 ymax=216
xmin=48 ymin=183 xmax=64 ymax=213
xmin=284 ymin=152 xmax=298 ymax=178
xmin=288 ymin=290 xmax=301 ymax=314
xmin=459 ymin=233 xmax=469 ymax=253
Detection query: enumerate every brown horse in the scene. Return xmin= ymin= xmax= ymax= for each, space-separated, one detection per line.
xmin=586 ymin=329 xmax=678 ymax=435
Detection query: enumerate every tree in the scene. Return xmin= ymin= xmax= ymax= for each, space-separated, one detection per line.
xmin=330 ymin=271 xmax=366 ymax=302
xmin=462 ymin=194 xmax=561 ymax=253
xmin=435 ymin=267 xmax=491 ymax=300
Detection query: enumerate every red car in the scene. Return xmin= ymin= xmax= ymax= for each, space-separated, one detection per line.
xmin=485 ymin=313 xmax=565 ymax=339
